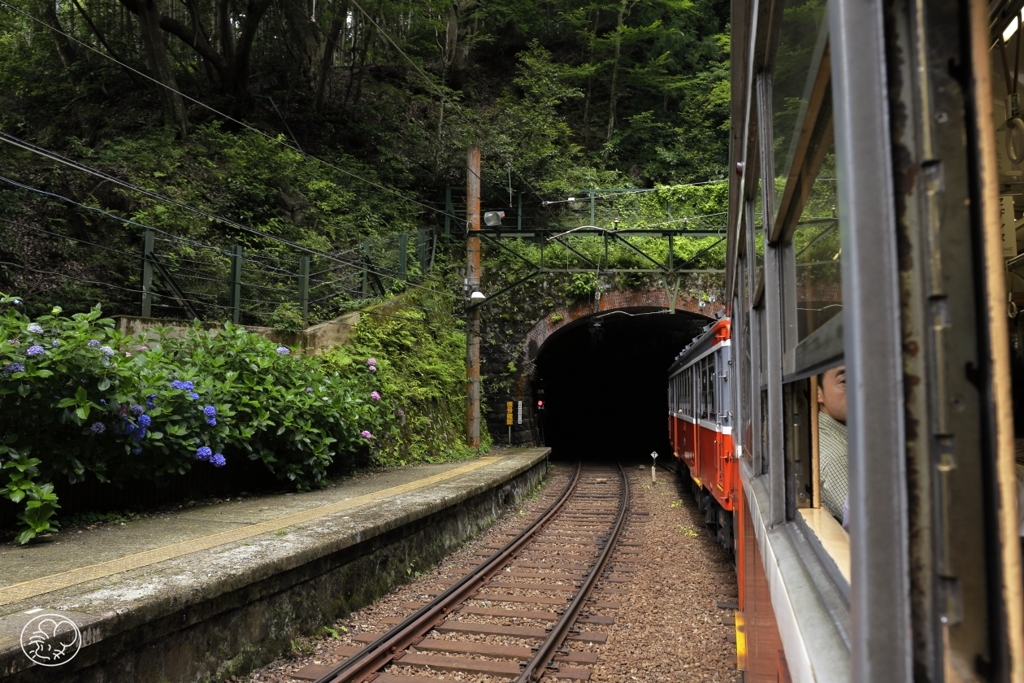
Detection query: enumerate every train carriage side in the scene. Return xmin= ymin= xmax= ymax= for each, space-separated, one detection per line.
xmin=668 ymin=318 xmax=736 ymax=547
xmin=724 ymin=0 xmax=1024 ymax=681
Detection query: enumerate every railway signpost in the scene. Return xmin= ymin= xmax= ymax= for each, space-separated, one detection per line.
xmin=506 ymin=401 xmax=513 ymax=444
xmin=651 ymin=451 xmax=658 ymax=482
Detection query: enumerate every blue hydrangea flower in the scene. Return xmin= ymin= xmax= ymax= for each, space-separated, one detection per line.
xmin=189 ymin=392 xmax=199 ymax=401
xmin=182 ymin=381 xmax=194 ymax=391
xmin=211 ymin=453 xmax=226 ymax=467
xmin=146 ymin=394 xmax=157 ymax=408
xmin=138 ymin=414 xmax=152 ymax=428
xmin=90 ymin=422 xmax=105 ymax=435
xmin=196 ymin=446 xmax=212 ymax=461
xmin=276 ymin=346 xmax=290 ymax=355
xmin=87 ymin=339 xmax=100 ymax=347
xmin=99 ymin=346 xmax=114 ymax=357
xmin=27 ymin=324 xmax=43 ymax=334
xmin=305 ymin=386 xmax=313 ymax=393
xmin=170 ymin=380 xmax=185 ymax=390
xmin=203 ymin=405 xmax=217 ymax=418
xmin=26 ymin=345 xmax=45 ymax=357
xmin=130 ymin=405 xmax=145 ymax=416
xmin=206 ymin=417 xmax=217 ymax=427
xmin=131 ymin=446 xmax=143 ymax=455
xmin=1 ymin=362 xmax=24 ymax=376
xmin=51 ymin=339 xmax=60 ymax=348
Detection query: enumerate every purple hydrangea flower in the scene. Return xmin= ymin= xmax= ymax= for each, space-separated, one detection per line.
xmin=27 ymin=324 xmax=43 ymax=334
xmin=360 ymin=430 xmax=372 ymax=439
xmin=368 ymin=365 xmax=377 ymax=372
xmin=1 ymin=362 xmax=24 ymax=376
xmin=395 ymin=409 xmax=405 ymax=416
xmin=206 ymin=417 xmax=217 ymax=427
xmin=138 ymin=414 xmax=152 ymax=428
xmin=26 ymin=345 xmax=45 ymax=357
xmin=51 ymin=339 xmax=60 ymax=348
xmin=370 ymin=391 xmax=381 ymax=401
xmin=367 ymin=358 xmax=377 ymax=366
xmin=211 ymin=453 xmax=226 ymax=467
xmin=189 ymin=392 xmax=199 ymax=401
xmin=276 ymin=346 xmax=291 ymax=355
xmin=196 ymin=446 xmax=212 ymax=461
xmin=90 ymin=422 xmax=105 ymax=435
xmin=130 ymin=405 xmax=145 ymax=416
xmin=203 ymin=405 xmax=216 ymax=418
xmin=87 ymin=339 xmax=100 ymax=347
xmin=305 ymin=387 xmax=313 ymax=393
xmin=99 ymin=345 xmax=115 ymax=357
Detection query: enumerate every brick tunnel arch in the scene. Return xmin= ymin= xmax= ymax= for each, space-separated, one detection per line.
xmin=522 ymin=288 xmax=726 ymax=365
xmin=510 ymin=288 xmax=726 ymax=459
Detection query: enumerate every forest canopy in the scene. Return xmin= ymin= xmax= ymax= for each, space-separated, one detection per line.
xmin=0 ymin=0 xmax=731 ymax=318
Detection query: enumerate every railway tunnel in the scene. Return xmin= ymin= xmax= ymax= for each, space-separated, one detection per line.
xmin=532 ymin=307 xmax=711 ymax=463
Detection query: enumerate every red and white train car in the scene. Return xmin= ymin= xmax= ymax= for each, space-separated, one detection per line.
xmin=667 ymin=316 xmax=736 ymax=550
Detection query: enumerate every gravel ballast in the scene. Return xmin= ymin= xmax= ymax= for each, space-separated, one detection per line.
xmin=236 ymin=462 xmax=740 ymax=683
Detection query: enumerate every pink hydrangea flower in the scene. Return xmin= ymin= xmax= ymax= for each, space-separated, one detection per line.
xmin=360 ymin=430 xmax=372 ymax=439
xmin=370 ymin=391 xmax=381 ymax=401
xmin=366 ymin=358 xmax=377 ymax=366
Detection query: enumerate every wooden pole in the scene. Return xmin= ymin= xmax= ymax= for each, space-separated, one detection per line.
xmin=466 ymin=145 xmax=482 ymax=448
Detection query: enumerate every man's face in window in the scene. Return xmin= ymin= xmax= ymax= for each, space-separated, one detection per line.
xmin=818 ymin=365 xmax=847 ymax=424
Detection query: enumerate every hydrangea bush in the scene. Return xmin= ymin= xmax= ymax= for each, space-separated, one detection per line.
xmin=0 ymin=294 xmax=389 ymax=543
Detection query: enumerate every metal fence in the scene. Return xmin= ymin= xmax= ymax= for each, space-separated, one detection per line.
xmin=140 ymin=228 xmax=438 ymax=327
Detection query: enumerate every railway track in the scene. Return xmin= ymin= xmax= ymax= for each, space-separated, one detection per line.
xmin=301 ymin=462 xmax=634 ymax=682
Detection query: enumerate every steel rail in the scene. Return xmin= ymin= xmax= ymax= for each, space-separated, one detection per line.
xmin=516 ymin=462 xmax=630 ymax=682
xmin=315 ymin=461 xmax=584 ymax=683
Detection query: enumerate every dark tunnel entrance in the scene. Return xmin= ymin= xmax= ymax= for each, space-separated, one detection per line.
xmin=533 ymin=308 xmax=711 ymax=464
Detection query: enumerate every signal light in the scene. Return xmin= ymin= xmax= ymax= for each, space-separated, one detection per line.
xmin=537 ymin=399 xmax=545 ymax=410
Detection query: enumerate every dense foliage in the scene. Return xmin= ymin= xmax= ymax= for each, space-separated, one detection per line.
xmin=0 ymin=0 xmax=731 ymax=319
xmin=0 ymin=292 xmax=391 ymax=542
xmin=322 ymin=288 xmax=488 ymax=465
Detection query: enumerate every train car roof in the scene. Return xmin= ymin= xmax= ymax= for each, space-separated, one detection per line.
xmin=668 ymin=316 xmax=731 ymax=375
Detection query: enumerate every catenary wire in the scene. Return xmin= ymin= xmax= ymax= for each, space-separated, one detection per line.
xmin=0 ymin=1 xmax=460 ymax=225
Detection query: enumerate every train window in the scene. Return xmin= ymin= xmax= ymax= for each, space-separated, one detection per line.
xmin=792 ymin=147 xmax=840 ymax=342
xmin=771 ymin=0 xmax=829 ymax=211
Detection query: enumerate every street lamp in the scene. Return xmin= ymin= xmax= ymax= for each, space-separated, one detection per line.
xmin=483 ymin=210 xmax=505 ymax=227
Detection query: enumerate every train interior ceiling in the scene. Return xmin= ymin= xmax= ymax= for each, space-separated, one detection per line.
xmin=531 ymin=307 xmax=710 ymax=464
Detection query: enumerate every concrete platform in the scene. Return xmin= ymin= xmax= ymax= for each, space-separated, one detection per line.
xmin=0 ymin=448 xmax=550 ymax=682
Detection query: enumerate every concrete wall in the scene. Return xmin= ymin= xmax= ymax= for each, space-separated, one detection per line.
xmin=4 ymin=454 xmax=549 ymax=683
xmin=116 ymin=296 xmax=413 ymax=355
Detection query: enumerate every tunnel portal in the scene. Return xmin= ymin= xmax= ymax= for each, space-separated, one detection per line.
xmin=532 ymin=307 xmax=711 ymax=463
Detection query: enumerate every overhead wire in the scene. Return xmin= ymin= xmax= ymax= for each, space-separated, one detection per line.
xmin=0 ymin=173 xmax=454 ymax=301
xmin=0 ymin=0 xmax=459 ymax=226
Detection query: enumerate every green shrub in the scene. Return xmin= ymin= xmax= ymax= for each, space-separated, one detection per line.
xmin=321 ymin=291 xmax=490 ymax=465
xmin=0 ymin=293 xmax=388 ymax=543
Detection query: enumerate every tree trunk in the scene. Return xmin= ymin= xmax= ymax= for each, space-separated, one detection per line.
xmin=38 ymin=1 xmax=78 ymax=71
xmin=281 ymin=0 xmax=323 ymax=87
xmin=225 ymin=0 xmax=273 ymax=117
xmin=582 ymin=8 xmax=598 ymax=149
xmin=133 ymin=0 xmax=189 ymax=137
xmin=314 ymin=12 xmax=346 ymax=112
xmin=604 ymin=0 xmax=629 ymax=161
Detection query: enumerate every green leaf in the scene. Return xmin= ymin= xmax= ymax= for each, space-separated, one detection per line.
xmin=75 ymin=406 xmax=89 ymax=421
xmin=98 ymin=377 xmax=111 ymax=391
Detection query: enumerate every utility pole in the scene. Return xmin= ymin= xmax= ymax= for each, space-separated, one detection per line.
xmin=466 ymin=145 xmax=482 ymax=448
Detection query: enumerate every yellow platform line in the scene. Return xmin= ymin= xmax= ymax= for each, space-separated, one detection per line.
xmin=0 ymin=456 xmax=501 ymax=607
